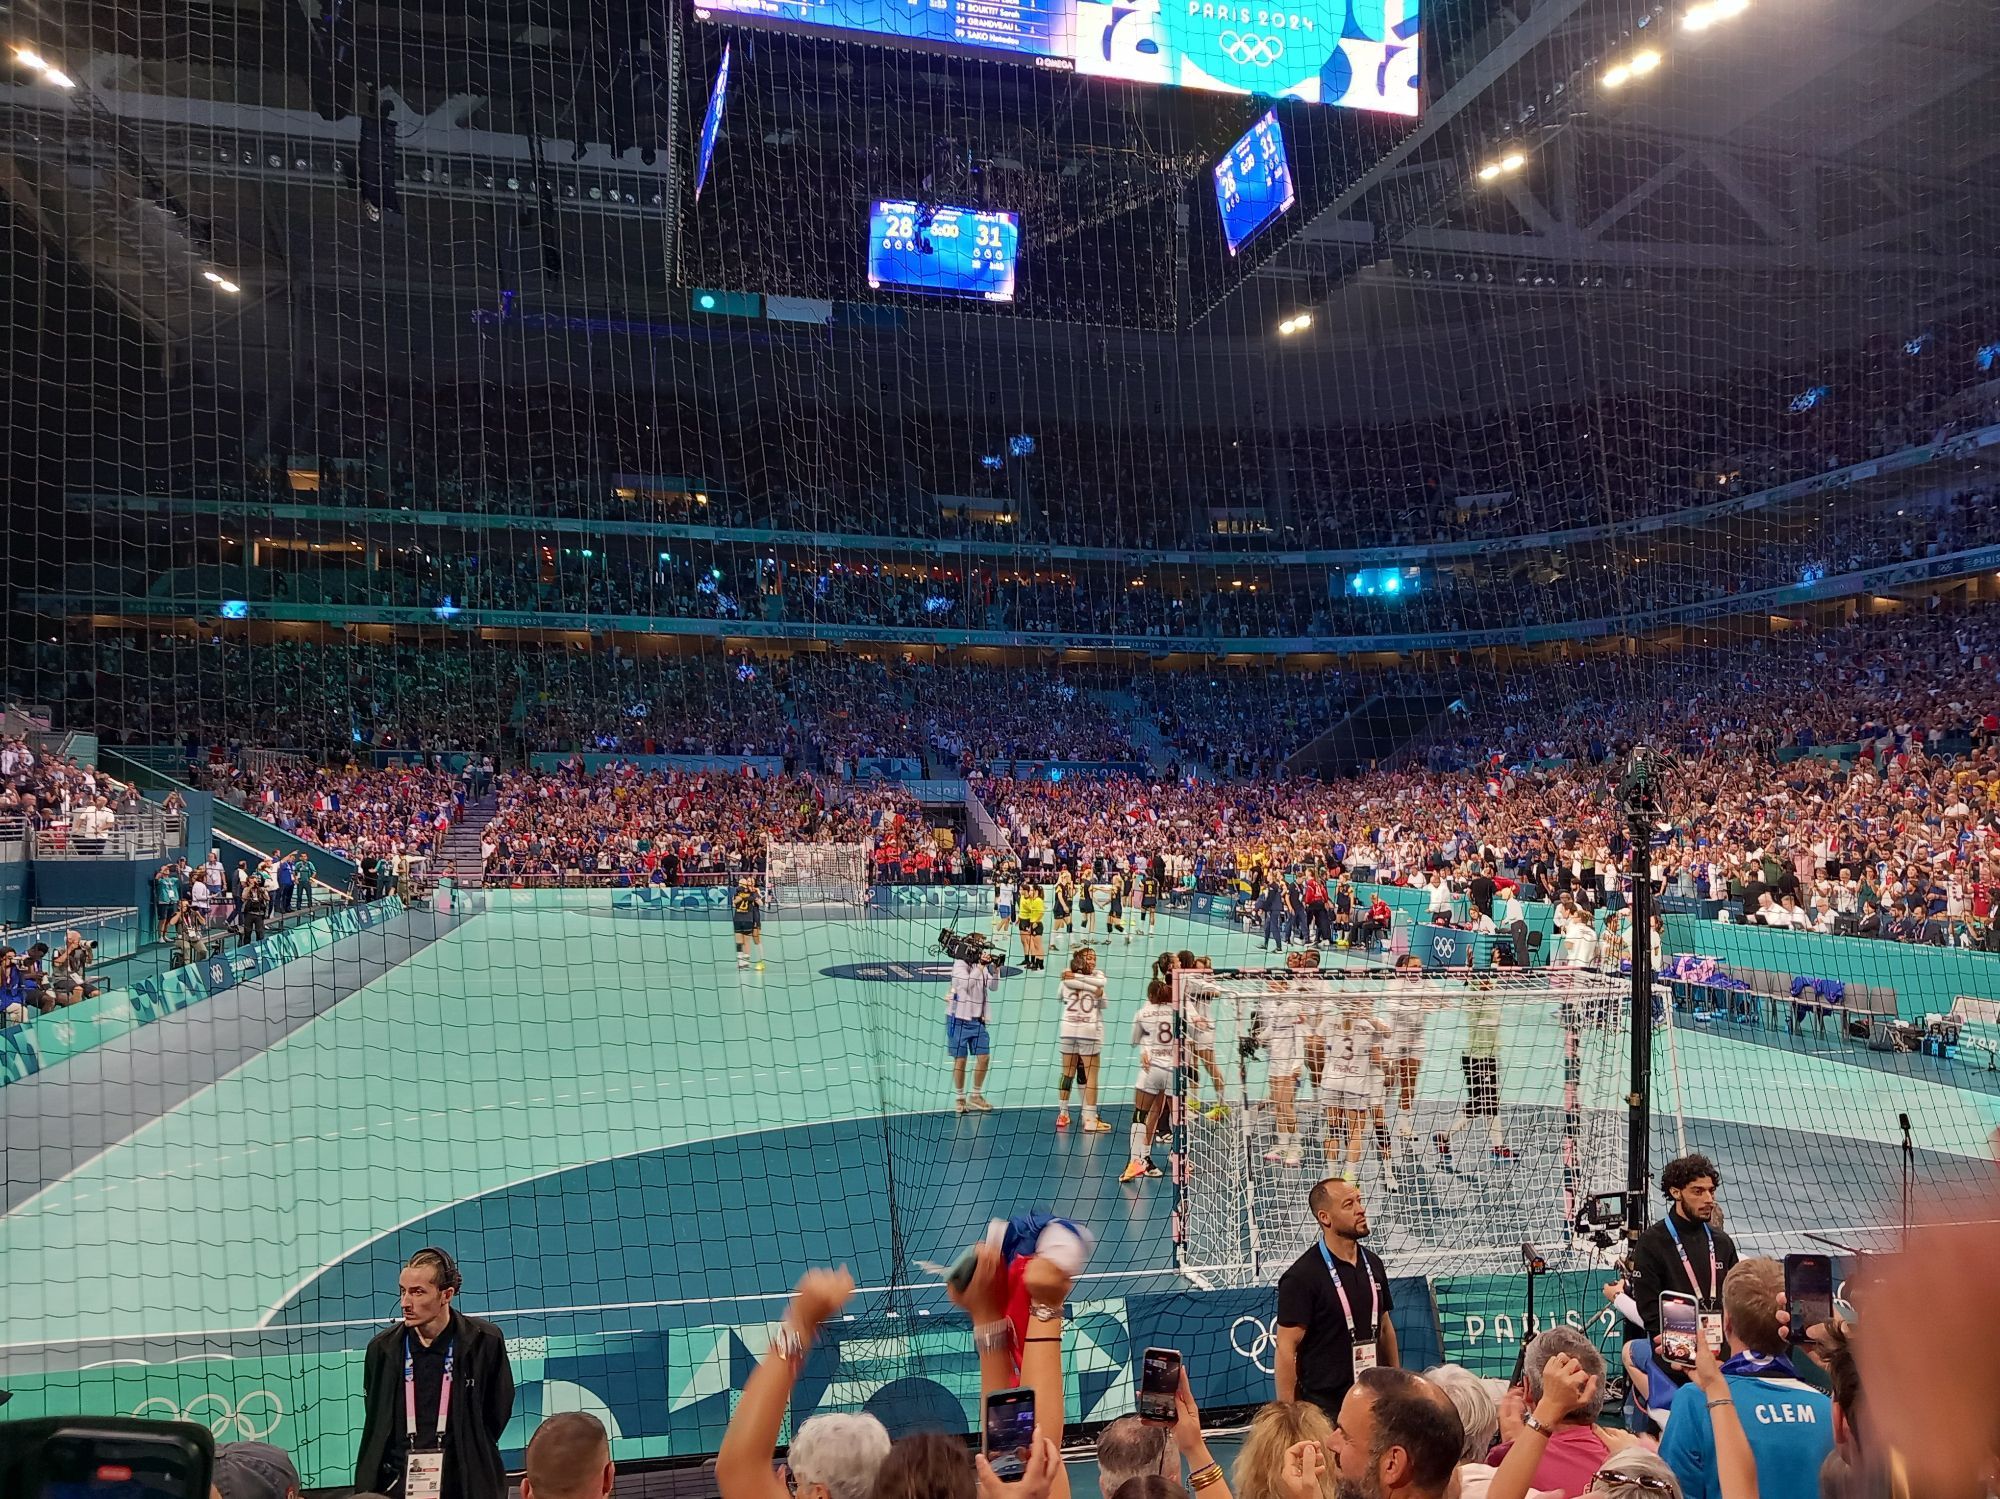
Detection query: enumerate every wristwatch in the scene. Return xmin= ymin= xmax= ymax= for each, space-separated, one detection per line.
xmin=1520 ymin=1411 xmax=1553 ymax=1437
xmin=1029 ymin=1301 xmax=1063 ymax=1322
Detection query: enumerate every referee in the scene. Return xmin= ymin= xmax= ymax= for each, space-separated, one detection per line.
xmin=1274 ymin=1177 xmax=1399 ymax=1422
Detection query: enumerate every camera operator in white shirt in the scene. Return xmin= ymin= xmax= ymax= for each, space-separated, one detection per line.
xmin=943 ymin=931 xmax=1005 ymax=1114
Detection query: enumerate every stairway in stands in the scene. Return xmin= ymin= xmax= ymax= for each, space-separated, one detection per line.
xmin=437 ymin=794 xmax=500 ymax=887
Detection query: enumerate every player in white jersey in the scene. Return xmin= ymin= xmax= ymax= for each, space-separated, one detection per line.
xmin=1119 ymin=978 xmax=1179 ymax=1182
xmin=1055 ymin=946 xmax=1112 ymax=1134
xmin=1380 ymin=954 xmax=1433 ymax=1140
xmin=993 ymin=875 xmax=1017 ymax=943
xmin=1256 ymin=985 xmax=1307 ymax=1167
xmin=1320 ymin=996 xmax=1391 ymax=1186
xmin=1161 ymin=950 xmax=1228 ymax=1120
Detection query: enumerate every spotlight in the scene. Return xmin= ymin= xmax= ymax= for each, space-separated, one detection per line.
xmin=1630 ymin=49 xmax=1661 ymax=73
xmin=1603 ymin=49 xmax=1659 ymax=87
xmin=1478 ymin=162 xmax=1503 ymax=181
xmin=1277 ymin=311 xmax=1313 ymax=335
xmin=1500 ymin=152 xmax=1526 ymax=172
xmin=1602 ymin=64 xmax=1631 ymax=87
xmin=14 ymin=47 xmax=44 ymax=68
xmin=1684 ymin=0 xmax=1747 ymax=29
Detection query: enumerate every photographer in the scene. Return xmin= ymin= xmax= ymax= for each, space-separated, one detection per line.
xmin=240 ymin=873 xmax=271 ymax=946
xmin=944 ymin=930 xmax=1004 ymax=1114
xmin=51 ymin=929 xmax=101 ymax=1005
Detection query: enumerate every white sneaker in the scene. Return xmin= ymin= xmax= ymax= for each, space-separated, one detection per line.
xmin=1381 ymin=1161 xmax=1399 ymax=1194
xmin=1396 ymin=1113 xmax=1415 ymax=1139
xmin=1283 ymin=1146 xmax=1304 ymax=1167
xmin=967 ymin=1094 xmax=994 ymax=1113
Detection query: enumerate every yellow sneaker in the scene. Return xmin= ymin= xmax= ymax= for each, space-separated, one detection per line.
xmin=1119 ymin=1160 xmax=1147 ymax=1183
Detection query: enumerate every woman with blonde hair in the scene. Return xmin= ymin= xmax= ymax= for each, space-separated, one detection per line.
xmin=1230 ymin=1401 xmax=1336 ymax=1499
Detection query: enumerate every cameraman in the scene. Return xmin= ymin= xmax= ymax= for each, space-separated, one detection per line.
xmin=51 ymin=929 xmax=102 ymax=1005
xmin=944 ymin=932 xmax=1003 ymax=1114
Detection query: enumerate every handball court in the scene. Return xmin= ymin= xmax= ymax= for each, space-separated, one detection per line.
xmin=2 ymin=894 xmax=1995 ymax=1378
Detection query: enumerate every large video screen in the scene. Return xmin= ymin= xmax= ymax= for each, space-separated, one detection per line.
xmin=693 ymin=0 xmax=1419 ymax=114
xmin=867 ymin=201 xmax=1021 ymax=303
xmin=1214 ymin=109 xmax=1296 ymax=255
xmin=693 ymin=42 xmax=732 ymax=201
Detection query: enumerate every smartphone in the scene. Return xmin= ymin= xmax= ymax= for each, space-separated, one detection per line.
xmin=982 ymin=1387 xmax=1037 ymax=1483
xmin=0 ymin=1420 xmax=213 ymax=1499
xmin=1138 ymin=1347 xmax=1183 ymax=1425
xmin=1658 ymin=1291 xmax=1700 ymax=1367
xmin=1784 ymin=1253 xmax=1834 ymax=1343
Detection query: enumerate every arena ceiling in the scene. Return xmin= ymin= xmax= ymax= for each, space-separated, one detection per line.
xmin=0 ymin=0 xmax=1996 ymax=428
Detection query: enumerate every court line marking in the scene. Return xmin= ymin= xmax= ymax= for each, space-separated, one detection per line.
xmin=249 ymin=1103 xmax=1139 ymax=1330
xmin=5 ymin=1267 xmax=1187 ymax=1353
xmin=0 ymin=922 xmax=456 ymax=1223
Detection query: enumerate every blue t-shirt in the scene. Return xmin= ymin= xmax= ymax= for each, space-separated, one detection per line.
xmin=1661 ymin=1368 xmax=1832 ymax=1499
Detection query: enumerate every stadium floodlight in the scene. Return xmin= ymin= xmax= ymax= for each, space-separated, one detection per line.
xmin=1603 ymin=49 xmax=1660 ymax=87
xmin=1500 ymin=151 xmax=1527 ymax=172
xmin=1277 ymin=312 xmax=1313 ymax=336
xmin=1684 ymin=0 xmax=1748 ymax=29
xmin=14 ymin=47 xmax=45 ymax=68
xmin=1477 ymin=162 xmax=1503 ymax=181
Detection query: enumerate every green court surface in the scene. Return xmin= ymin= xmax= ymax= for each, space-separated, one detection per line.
xmin=0 ymin=893 xmax=1993 ymax=1481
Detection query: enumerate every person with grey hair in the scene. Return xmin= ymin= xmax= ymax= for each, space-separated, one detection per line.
xmin=1586 ymin=1451 xmax=1683 ymax=1499
xmin=716 ymin=1268 xmax=891 ymax=1499
xmin=1483 ymin=1329 xmax=1609 ymax=1494
xmin=1094 ymin=1415 xmax=1174 ymax=1497
xmin=1423 ymin=1366 xmax=1550 ymax=1499
xmin=787 ymin=1414 xmax=892 ymax=1499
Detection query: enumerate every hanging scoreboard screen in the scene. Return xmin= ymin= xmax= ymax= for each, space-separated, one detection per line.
xmin=867 ymin=201 xmax=1021 ymax=303
xmin=1214 ymin=109 xmax=1297 ymax=254
xmin=693 ymin=0 xmax=1420 ymax=114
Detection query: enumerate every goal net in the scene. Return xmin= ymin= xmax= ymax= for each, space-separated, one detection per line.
xmin=1173 ymin=962 xmax=1650 ymax=1287
xmin=765 ymin=841 xmax=870 ymax=911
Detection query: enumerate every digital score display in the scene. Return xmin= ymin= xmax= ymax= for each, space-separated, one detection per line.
xmin=693 ymin=0 xmax=1419 ymax=114
xmin=1214 ymin=109 xmax=1296 ymax=254
xmin=693 ymin=42 xmax=732 ymax=201
xmin=867 ymin=201 xmax=1021 ymax=302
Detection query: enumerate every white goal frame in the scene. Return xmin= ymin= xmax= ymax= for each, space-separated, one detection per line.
xmin=765 ymin=841 xmax=870 ymax=911
xmin=1171 ymin=961 xmax=1644 ymax=1289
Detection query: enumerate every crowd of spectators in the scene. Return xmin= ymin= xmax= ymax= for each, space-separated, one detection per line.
xmin=195 ymin=758 xmax=466 ymax=867
xmin=95 ymin=303 xmax=2000 ymax=560
xmin=477 ymin=762 xmax=922 ymax=883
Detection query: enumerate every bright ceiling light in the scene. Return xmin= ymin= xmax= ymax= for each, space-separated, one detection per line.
xmin=1602 ymin=63 xmax=1632 ymax=87
xmin=1277 ymin=311 xmax=1313 ymax=336
xmin=43 ymin=67 xmax=74 ymax=87
xmin=1477 ymin=161 xmax=1503 ymax=180
xmin=203 ymin=270 xmax=223 ymax=283
xmin=15 ymin=47 xmax=45 ymax=68
xmin=215 ymin=278 xmax=240 ymax=293
xmin=1629 ymin=48 xmax=1661 ymax=72
xmin=1500 ymin=152 xmax=1526 ymax=172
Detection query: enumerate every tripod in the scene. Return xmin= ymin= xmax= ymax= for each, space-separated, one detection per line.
xmin=1509 ymin=1244 xmax=1550 ymax=1385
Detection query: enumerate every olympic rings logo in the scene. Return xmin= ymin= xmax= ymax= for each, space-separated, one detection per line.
xmin=1218 ymin=30 xmax=1284 ymax=65
xmin=1431 ymin=934 xmax=1456 ymax=959
xmin=1231 ymin=1314 xmax=1277 ymax=1373
xmin=131 ymin=1391 xmax=284 ymax=1440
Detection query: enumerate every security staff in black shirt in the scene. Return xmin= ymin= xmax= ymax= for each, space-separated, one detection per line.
xmin=1274 ymin=1177 xmax=1398 ymax=1422
xmin=1626 ymin=1154 xmax=1738 ymax=1365
xmin=356 ymin=1247 xmax=515 ymax=1499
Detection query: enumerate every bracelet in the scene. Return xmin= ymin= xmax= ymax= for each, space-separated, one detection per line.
xmin=973 ymin=1322 xmax=1014 ymax=1354
xmin=1520 ymin=1412 xmax=1552 ymax=1438
xmin=1029 ymin=1301 xmax=1064 ymax=1323
xmin=769 ymin=1323 xmax=809 ymax=1363
xmin=1707 ymin=1396 xmax=1735 ymax=1411
xmin=1024 ymin=1335 xmax=1064 ymax=1343
xmin=1190 ymin=1465 xmax=1225 ymax=1491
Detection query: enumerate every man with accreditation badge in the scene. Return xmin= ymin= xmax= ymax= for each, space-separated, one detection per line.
xmin=1272 ymin=1176 xmax=1399 ymax=1422
xmin=355 ymin=1246 xmax=516 ymax=1499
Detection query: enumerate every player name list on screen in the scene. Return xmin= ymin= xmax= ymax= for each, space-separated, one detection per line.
xmin=952 ymin=0 xmax=1061 ymax=54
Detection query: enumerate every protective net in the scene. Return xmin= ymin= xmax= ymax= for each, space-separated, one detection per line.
xmin=2 ymin=0 xmax=1999 ymax=1477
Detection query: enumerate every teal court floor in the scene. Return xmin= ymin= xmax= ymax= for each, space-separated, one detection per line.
xmin=1 ymin=893 xmax=1994 ymax=1403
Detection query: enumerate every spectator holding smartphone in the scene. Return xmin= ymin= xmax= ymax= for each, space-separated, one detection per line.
xmin=1660 ymin=1258 xmax=1830 ymax=1499
xmin=1626 ymin=1155 xmax=1738 ymax=1396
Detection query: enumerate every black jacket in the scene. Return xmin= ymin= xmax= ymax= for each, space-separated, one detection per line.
xmin=1626 ymin=1208 xmax=1739 ymax=1338
xmin=355 ymin=1310 xmax=516 ymax=1499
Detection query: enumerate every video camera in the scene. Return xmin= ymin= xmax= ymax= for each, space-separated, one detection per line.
xmin=938 ymin=928 xmax=1001 ymax=966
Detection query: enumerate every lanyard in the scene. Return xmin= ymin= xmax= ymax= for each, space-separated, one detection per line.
xmin=1317 ymin=1241 xmax=1379 ymax=1341
xmin=1664 ymin=1214 xmax=1718 ymax=1303
xmin=404 ymin=1332 xmax=456 ymax=1445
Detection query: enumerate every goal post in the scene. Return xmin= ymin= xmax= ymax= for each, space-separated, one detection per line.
xmin=764 ymin=841 xmax=870 ymax=912
xmin=1171 ymin=961 xmax=1650 ymax=1288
